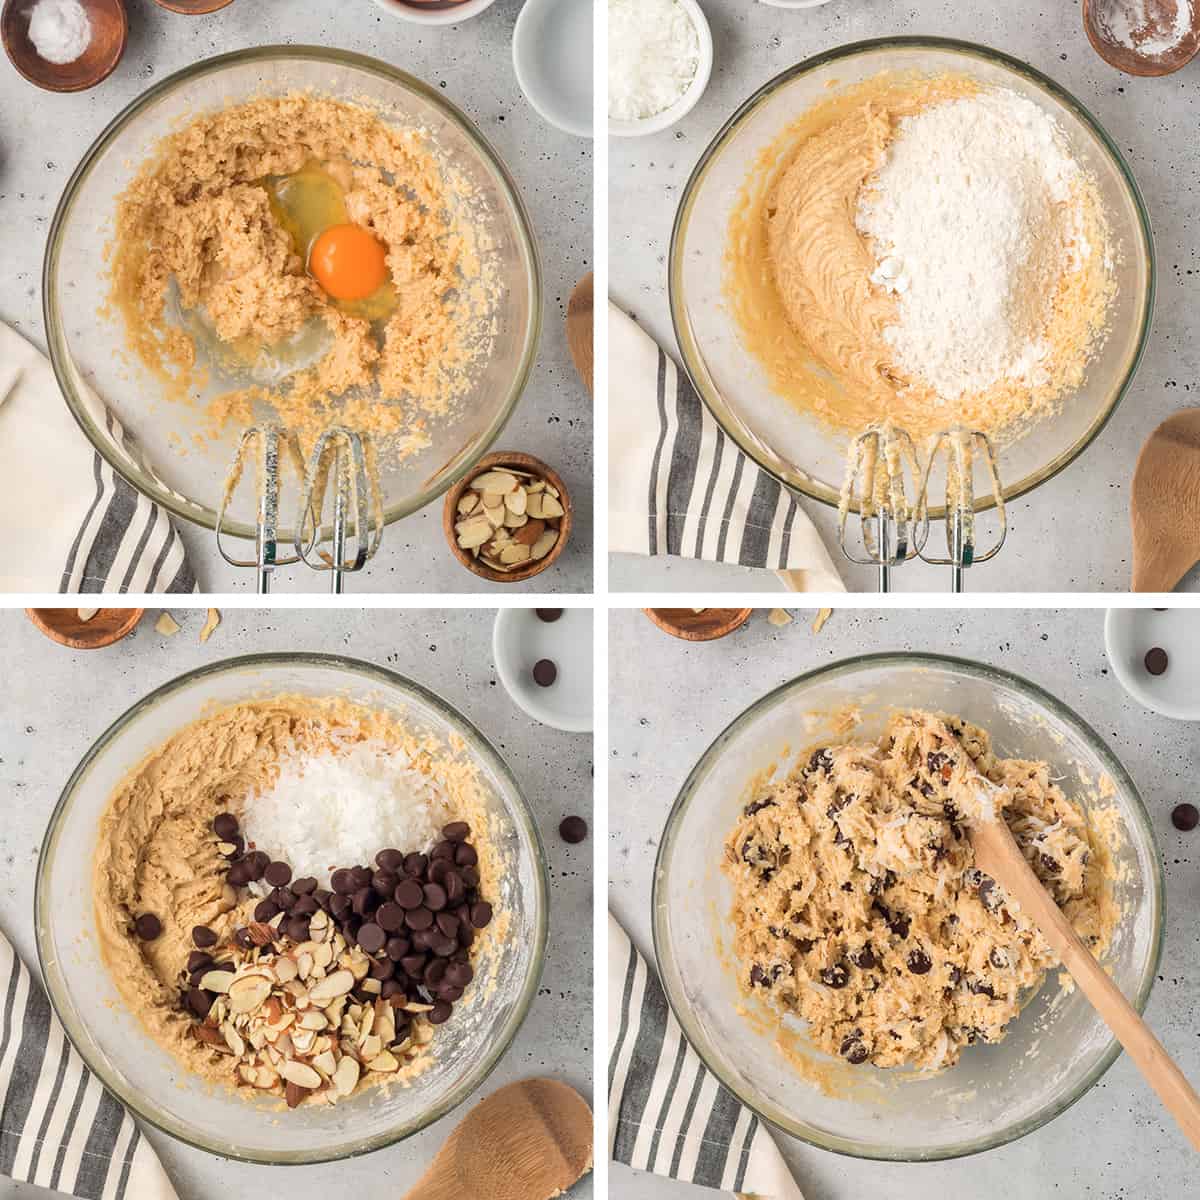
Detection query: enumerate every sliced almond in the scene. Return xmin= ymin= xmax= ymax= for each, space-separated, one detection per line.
xmin=392 ymin=1035 xmax=413 ymax=1056
xmin=360 ymin=1033 xmax=383 ymax=1061
xmin=526 ymin=493 xmax=545 ymax=519
xmin=540 ymin=495 xmax=564 ymax=519
xmin=228 ymin=975 xmax=272 ymax=1014
xmin=333 ymin=1055 xmax=360 ymax=1097
xmin=255 ymin=1065 xmax=280 ymax=1090
xmin=514 ymin=517 xmax=545 ymax=546
xmin=482 ymin=502 xmax=506 ymax=528
xmin=308 ymin=969 xmax=355 ymax=1003
xmin=77 ymin=608 xmax=99 ymax=622
xmin=500 ymin=544 xmax=531 ymax=565
xmin=298 ymin=1010 xmax=327 ymax=1031
xmin=285 ymin=1080 xmax=308 ymax=1109
xmin=400 ymin=1001 xmax=435 ymax=1014
xmin=309 ymin=911 xmax=331 ymax=941
xmin=471 ymin=470 xmax=519 ymax=494
xmin=456 ymin=516 xmax=494 ymax=549
xmin=456 ymin=492 xmax=479 ymax=516
xmin=237 ymin=1063 xmax=256 ymax=1085
xmin=312 ymin=1049 xmax=338 ymax=1077
xmin=199 ymin=608 xmax=221 ymax=644
xmin=279 ymin=1060 xmax=322 ymax=1089
xmin=504 ymin=487 xmax=527 ymax=515
xmin=530 ymin=529 xmax=558 ymax=560
xmin=273 ymin=957 xmax=298 ymax=984
xmin=223 ymin=1025 xmax=246 ymax=1056
xmin=192 ymin=1022 xmax=228 ymax=1047
xmin=290 ymin=1028 xmax=317 ymax=1056
xmin=502 ymin=509 xmax=528 ymax=529
xmin=366 ymin=1050 xmax=399 ymax=1073
xmin=198 ymin=970 xmax=234 ymax=994
xmin=767 ymin=608 xmax=793 ymax=628
xmin=155 ymin=612 xmax=180 ymax=636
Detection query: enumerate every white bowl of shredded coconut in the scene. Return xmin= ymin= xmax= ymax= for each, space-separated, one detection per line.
xmin=609 ymin=0 xmax=713 ymax=136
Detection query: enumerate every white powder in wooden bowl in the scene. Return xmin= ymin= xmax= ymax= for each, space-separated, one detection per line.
xmin=242 ymin=741 xmax=450 ymax=883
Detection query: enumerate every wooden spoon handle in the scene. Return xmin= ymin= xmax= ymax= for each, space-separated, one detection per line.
xmin=972 ymin=822 xmax=1200 ymax=1151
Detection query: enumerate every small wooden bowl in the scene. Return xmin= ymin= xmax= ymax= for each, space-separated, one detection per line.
xmin=443 ymin=451 xmax=572 ymax=584
xmin=153 ymin=0 xmax=235 ymax=12
xmin=2 ymin=0 xmax=126 ymax=92
xmin=1083 ymin=0 xmax=1200 ymax=76
xmin=644 ymin=608 xmax=754 ymax=642
xmin=26 ymin=607 xmax=144 ymax=650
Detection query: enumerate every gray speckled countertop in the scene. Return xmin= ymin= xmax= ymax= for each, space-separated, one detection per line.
xmin=0 ymin=607 xmax=593 ymax=1200
xmin=609 ymin=606 xmax=1199 ymax=1199
xmin=609 ymin=0 xmax=1200 ymax=593
xmin=0 ymin=0 xmax=591 ymax=594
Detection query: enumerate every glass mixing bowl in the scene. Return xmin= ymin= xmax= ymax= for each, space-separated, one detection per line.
xmin=669 ymin=38 xmax=1155 ymax=516
xmin=35 ymin=654 xmax=548 ymax=1164
xmin=43 ymin=47 xmax=542 ymax=541
xmin=653 ymin=653 xmax=1163 ymax=1160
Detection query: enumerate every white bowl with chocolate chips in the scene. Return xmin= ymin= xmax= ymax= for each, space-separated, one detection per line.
xmin=36 ymin=653 xmax=548 ymax=1164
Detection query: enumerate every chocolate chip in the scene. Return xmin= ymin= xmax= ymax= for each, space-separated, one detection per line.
xmin=436 ymin=912 xmax=460 ymax=939
xmin=403 ymin=852 xmax=428 ymax=877
xmin=234 ymin=927 xmax=255 ymax=950
xmin=1144 ymin=647 xmax=1169 ymax=676
xmin=820 ymin=963 xmax=849 ymax=989
xmin=460 ymin=865 xmax=481 ymax=888
xmin=405 ymin=907 xmax=434 ymax=931
xmin=532 ymin=659 xmax=557 ymax=687
xmin=428 ymin=1000 xmax=453 ymax=1024
xmin=806 ymin=748 xmax=833 ymax=776
xmin=559 ymin=815 xmax=588 ymax=844
xmin=535 ymin=608 xmax=563 ymax=622
xmin=186 ymin=987 xmax=213 ymax=1017
xmin=292 ymin=895 xmax=319 ymax=917
xmin=443 ymin=821 xmax=471 ymax=842
xmin=135 ymin=913 xmax=162 ymax=941
xmin=186 ymin=950 xmax=213 ymax=974
xmin=840 ymin=1035 xmax=869 ymax=1065
xmin=330 ymin=868 xmax=356 ymax=895
xmin=381 ymin=979 xmax=406 ymax=999
xmin=372 ymin=870 xmax=399 ymax=897
xmin=386 ymin=936 xmax=411 ymax=961
xmin=226 ymin=860 xmax=253 ymax=886
xmin=350 ymin=866 xmax=374 ymax=889
xmin=212 ymin=813 xmax=238 ymax=840
xmin=291 ymin=876 xmax=318 ymax=895
xmin=286 ymin=916 xmax=310 ymax=943
xmin=357 ymin=923 xmax=386 ymax=954
xmin=246 ymin=851 xmax=270 ymax=880
xmin=394 ymin=878 xmax=425 ymax=909
xmin=429 ymin=933 xmax=458 ymax=957
xmin=445 ymin=871 xmax=466 ymax=903
xmin=454 ymin=843 xmax=478 ymax=868
xmin=431 ymin=840 xmax=457 ymax=862
xmin=423 ymin=883 xmax=448 ymax=912
xmin=400 ymin=954 xmax=428 ymax=978
xmin=375 ymin=848 xmax=405 ymax=871
xmin=907 ymin=949 xmax=932 ymax=975
xmin=192 ymin=925 xmax=217 ymax=948
xmin=351 ymin=887 xmax=378 ymax=917
xmin=377 ymin=902 xmax=406 ymax=933
xmin=850 ymin=945 xmax=876 ymax=970
xmin=330 ymin=894 xmax=352 ymax=921
xmin=445 ymin=961 xmax=473 ymax=988
xmin=1172 ymin=803 xmax=1199 ymax=832
xmin=469 ymin=901 xmax=493 ymax=929
xmin=270 ymin=887 xmax=297 ymax=911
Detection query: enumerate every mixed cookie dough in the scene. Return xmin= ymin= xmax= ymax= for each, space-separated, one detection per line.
xmin=93 ymin=696 xmax=500 ymax=1107
xmin=723 ymin=711 xmax=1116 ymax=1071
xmin=108 ymin=95 xmax=495 ymax=455
xmin=726 ymin=73 xmax=1114 ymax=443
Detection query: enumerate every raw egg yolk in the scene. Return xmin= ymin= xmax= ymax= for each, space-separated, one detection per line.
xmin=309 ymin=224 xmax=389 ymax=302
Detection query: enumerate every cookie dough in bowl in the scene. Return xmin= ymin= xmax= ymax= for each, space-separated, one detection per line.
xmin=37 ymin=655 xmax=547 ymax=1163
xmin=653 ymin=653 xmax=1162 ymax=1160
xmin=45 ymin=48 xmax=540 ymax=542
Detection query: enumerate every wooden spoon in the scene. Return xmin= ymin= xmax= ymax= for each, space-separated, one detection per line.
xmin=1131 ymin=409 xmax=1200 ymax=592
xmin=566 ymin=272 xmax=594 ymax=396
xmin=1083 ymin=0 xmax=1200 ymax=76
xmin=968 ymin=809 xmax=1200 ymax=1151
xmin=401 ymin=1078 xmax=592 ymax=1200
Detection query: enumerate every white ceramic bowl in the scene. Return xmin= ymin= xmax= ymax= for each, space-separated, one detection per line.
xmin=758 ymin=0 xmax=835 ymax=9
xmin=609 ymin=0 xmax=713 ymax=137
xmin=492 ymin=609 xmax=593 ymax=733
xmin=371 ymin=0 xmax=498 ymax=27
xmin=513 ymin=0 xmax=593 ymax=138
xmin=1104 ymin=608 xmax=1200 ymax=720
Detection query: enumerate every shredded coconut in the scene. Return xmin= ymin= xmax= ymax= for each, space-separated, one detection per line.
xmin=242 ymin=741 xmax=449 ymax=885
xmin=856 ymin=90 xmax=1087 ymax=402
xmin=1094 ymin=0 xmax=1193 ymax=58
xmin=608 ymin=0 xmax=699 ymax=121
xmin=26 ymin=0 xmax=91 ymax=65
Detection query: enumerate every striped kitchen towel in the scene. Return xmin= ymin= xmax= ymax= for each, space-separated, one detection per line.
xmin=0 ymin=928 xmax=178 ymax=1200
xmin=608 ymin=305 xmax=844 ymax=592
xmin=608 ymin=913 xmax=804 ymax=1199
xmin=0 ymin=324 xmax=196 ymax=594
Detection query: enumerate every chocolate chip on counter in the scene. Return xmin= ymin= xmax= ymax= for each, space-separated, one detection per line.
xmin=535 ymin=608 xmax=563 ymax=623
xmin=291 ymin=876 xmax=318 ymax=895
xmin=907 ymin=949 xmax=933 ymax=975
xmin=135 ymin=913 xmax=162 ymax=941
xmin=357 ymin=923 xmax=386 ymax=954
xmin=212 ymin=813 xmax=238 ymax=840
xmin=330 ymin=868 xmax=356 ymax=895
xmin=443 ymin=821 xmax=471 ymax=842
xmin=428 ymin=1000 xmax=453 ymax=1025
xmin=187 ymin=950 xmax=213 ymax=974
xmin=532 ymin=659 xmax=557 ymax=687
xmin=1144 ymin=647 xmax=1169 ymax=676
xmin=1172 ymin=803 xmax=1200 ymax=832
xmin=820 ymin=963 xmax=849 ymax=989
xmin=558 ymin=815 xmax=588 ymax=844
xmin=469 ymin=901 xmax=493 ymax=929
xmin=192 ymin=925 xmax=217 ymax=948
xmin=394 ymin=878 xmax=425 ymax=909
xmin=186 ymin=987 xmax=213 ymax=1017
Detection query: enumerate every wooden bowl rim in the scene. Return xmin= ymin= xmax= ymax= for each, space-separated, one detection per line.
xmin=152 ymin=0 xmax=237 ymax=12
xmin=1 ymin=0 xmax=127 ymax=92
xmin=643 ymin=608 xmax=755 ymax=642
xmin=442 ymin=451 xmax=572 ymax=584
xmin=26 ymin=607 xmax=145 ymax=650
xmin=1083 ymin=4 xmax=1200 ymax=76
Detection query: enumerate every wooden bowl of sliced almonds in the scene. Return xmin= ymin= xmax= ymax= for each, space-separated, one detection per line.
xmin=443 ymin=452 xmax=571 ymax=583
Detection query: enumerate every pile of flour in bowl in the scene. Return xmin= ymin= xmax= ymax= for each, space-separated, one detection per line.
xmin=856 ymin=89 xmax=1090 ymax=403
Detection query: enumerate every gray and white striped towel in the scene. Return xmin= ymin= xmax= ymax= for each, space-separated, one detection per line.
xmin=0 ymin=928 xmax=178 ymax=1200
xmin=608 ymin=305 xmax=844 ymax=592
xmin=0 ymin=324 xmax=196 ymax=594
xmin=608 ymin=913 xmax=804 ymax=1199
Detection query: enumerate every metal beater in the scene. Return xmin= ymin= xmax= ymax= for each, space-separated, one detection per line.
xmin=294 ymin=426 xmax=383 ymax=593
xmin=916 ymin=428 xmax=1008 ymax=592
xmin=836 ymin=423 xmax=928 ymax=592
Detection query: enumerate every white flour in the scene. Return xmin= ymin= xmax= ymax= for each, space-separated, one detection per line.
xmin=856 ymin=90 xmax=1086 ymax=402
xmin=1094 ymin=0 xmax=1193 ymax=58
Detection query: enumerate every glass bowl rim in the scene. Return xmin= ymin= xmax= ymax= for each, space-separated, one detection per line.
xmin=668 ymin=35 xmax=1157 ymax=517
xmin=34 ymin=650 xmax=550 ymax=1165
xmin=651 ymin=649 xmax=1165 ymax=1162
xmin=42 ymin=44 xmax=544 ymax=541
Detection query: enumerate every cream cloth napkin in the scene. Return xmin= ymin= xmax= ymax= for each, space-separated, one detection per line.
xmin=0 ymin=324 xmax=195 ymax=593
xmin=608 ymin=305 xmax=844 ymax=591
xmin=609 ymin=913 xmax=805 ymax=1199
xmin=0 ymin=927 xmax=179 ymax=1200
